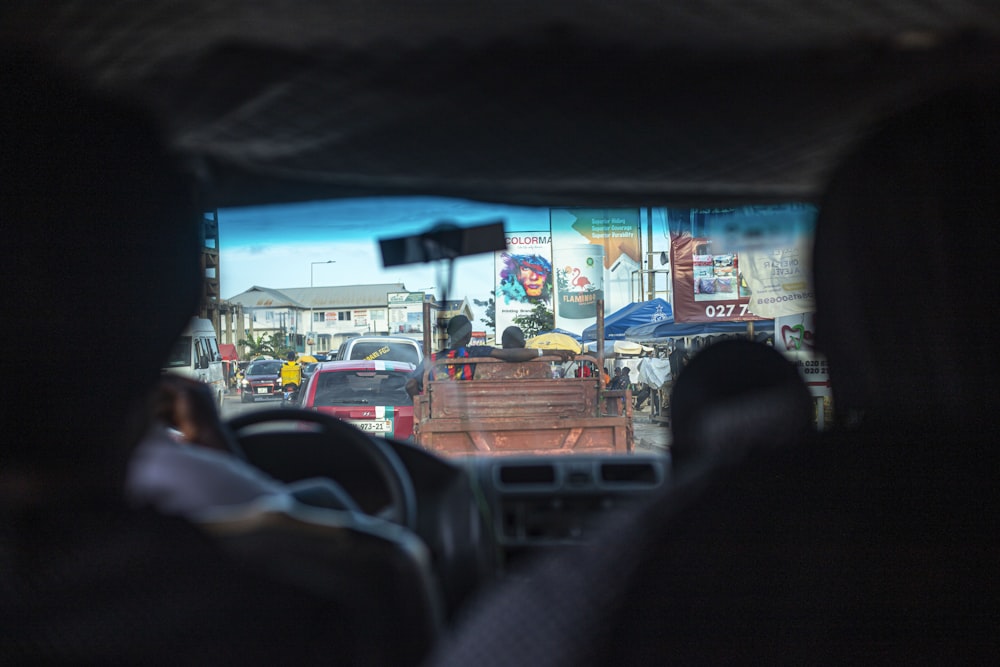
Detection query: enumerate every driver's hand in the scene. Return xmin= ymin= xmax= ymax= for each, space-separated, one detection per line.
xmin=152 ymin=375 xmax=235 ymax=453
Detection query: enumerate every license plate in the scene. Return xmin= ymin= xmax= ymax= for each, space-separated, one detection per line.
xmin=255 ymin=387 xmax=270 ymax=394
xmin=347 ymin=419 xmax=391 ymax=433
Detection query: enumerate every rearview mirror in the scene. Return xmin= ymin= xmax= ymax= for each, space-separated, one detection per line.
xmin=379 ymin=220 xmax=507 ymax=267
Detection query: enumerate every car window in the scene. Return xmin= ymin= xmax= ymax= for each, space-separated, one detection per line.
xmin=247 ymin=361 xmax=281 ymax=375
xmin=218 ymin=197 xmax=825 ymax=458
xmin=348 ymin=341 xmax=420 ymax=365
xmin=312 ymin=370 xmax=413 ymax=407
xmin=163 ymin=337 xmax=192 ymax=368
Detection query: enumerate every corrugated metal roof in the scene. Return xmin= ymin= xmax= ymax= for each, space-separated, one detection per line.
xmin=228 ymin=283 xmax=406 ymax=309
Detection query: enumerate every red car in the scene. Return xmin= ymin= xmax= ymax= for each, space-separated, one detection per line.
xmin=300 ymin=359 xmax=416 ymax=440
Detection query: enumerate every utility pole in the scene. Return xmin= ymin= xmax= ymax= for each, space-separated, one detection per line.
xmin=309 ymin=260 xmax=336 ymax=353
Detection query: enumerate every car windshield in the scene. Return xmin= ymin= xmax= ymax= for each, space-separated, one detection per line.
xmin=162 ymin=337 xmax=192 ymax=368
xmin=311 ymin=369 xmax=413 ymax=407
xmin=247 ymin=361 xmax=281 ymax=375
xmin=218 ymin=198 xmax=825 ymax=458
xmin=345 ymin=341 xmax=420 ymax=365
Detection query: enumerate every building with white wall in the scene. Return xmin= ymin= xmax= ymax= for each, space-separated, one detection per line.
xmin=228 ymin=283 xmax=412 ymax=353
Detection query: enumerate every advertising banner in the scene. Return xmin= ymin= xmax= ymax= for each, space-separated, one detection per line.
xmin=550 ymin=208 xmax=641 ymax=336
xmin=775 ymin=311 xmax=833 ymax=428
xmin=494 ymin=232 xmax=553 ymax=336
xmin=667 ymin=205 xmax=814 ymax=323
xmin=669 ymin=232 xmax=761 ymax=323
xmin=738 ymin=207 xmax=816 ymax=318
xmin=387 ymin=291 xmax=426 ymax=334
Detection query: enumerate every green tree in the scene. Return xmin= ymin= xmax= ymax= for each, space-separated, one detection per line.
xmin=238 ymin=332 xmax=274 ymax=359
xmin=473 ymin=290 xmax=496 ymax=335
xmin=512 ymin=302 xmax=554 ymax=338
xmin=271 ymin=326 xmax=296 ymax=359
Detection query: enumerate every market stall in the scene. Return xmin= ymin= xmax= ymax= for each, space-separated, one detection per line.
xmin=623 ymin=319 xmax=775 ymax=427
xmin=580 ymin=298 xmax=673 ymax=341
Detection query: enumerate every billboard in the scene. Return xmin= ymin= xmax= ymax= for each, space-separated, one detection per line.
xmin=667 ymin=205 xmax=815 ymax=323
xmin=550 ymin=208 xmax=641 ymax=336
xmin=387 ymin=291 xmax=426 ymax=334
xmin=775 ymin=312 xmax=827 ymax=387
xmin=494 ymin=232 xmax=553 ymax=336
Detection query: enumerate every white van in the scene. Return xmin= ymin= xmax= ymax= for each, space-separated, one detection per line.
xmin=162 ymin=317 xmax=227 ymax=407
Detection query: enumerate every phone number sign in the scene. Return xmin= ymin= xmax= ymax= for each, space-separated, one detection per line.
xmin=670 ymin=234 xmax=766 ymax=323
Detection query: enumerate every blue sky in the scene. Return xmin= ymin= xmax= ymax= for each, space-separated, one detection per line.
xmin=218 ymin=196 xmax=553 ymax=324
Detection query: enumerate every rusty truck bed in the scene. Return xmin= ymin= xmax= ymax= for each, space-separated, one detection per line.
xmin=413 ymin=355 xmax=633 ymax=456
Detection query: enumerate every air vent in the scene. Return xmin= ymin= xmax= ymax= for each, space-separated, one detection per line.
xmin=498 ymin=464 xmax=556 ymax=485
xmin=600 ymin=462 xmax=660 ymax=485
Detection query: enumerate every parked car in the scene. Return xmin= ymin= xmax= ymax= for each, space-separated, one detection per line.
xmin=239 ymin=359 xmax=283 ymax=403
xmin=300 ymin=360 xmax=417 ymax=440
xmin=336 ymin=336 xmax=423 ymax=366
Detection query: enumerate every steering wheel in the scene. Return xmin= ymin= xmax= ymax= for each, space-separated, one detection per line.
xmin=226 ymin=408 xmax=418 ymax=531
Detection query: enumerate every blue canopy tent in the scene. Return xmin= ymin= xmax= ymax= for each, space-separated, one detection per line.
xmin=581 ymin=298 xmax=673 ymax=341
xmin=624 ymin=318 xmax=774 ymax=342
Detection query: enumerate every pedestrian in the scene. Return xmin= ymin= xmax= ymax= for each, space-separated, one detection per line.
xmin=611 ymin=367 xmax=632 ymax=413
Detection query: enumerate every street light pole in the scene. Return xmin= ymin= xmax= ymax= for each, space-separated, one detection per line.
xmin=310 ymin=260 xmax=336 ymax=353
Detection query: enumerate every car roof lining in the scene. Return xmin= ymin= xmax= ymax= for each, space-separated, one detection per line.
xmin=7 ymin=1 xmax=1000 ymax=208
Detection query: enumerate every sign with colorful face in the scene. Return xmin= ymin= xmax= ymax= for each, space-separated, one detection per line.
xmin=494 ymin=232 xmax=553 ymax=336
xmin=550 ymin=208 xmax=641 ymax=336
xmin=667 ymin=205 xmax=815 ymax=323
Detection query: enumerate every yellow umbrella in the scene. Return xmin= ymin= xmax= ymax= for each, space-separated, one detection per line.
xmin=297 ymin=354 xmax=319 ymax=363
xmin=525 ymin=333 xmax=584 ymax=354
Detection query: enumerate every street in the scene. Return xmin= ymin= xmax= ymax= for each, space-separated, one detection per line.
xmin=632 ymin=406 xmax=671 ymax=454
xmin=221 ymin=391 xmax=670 ymax=455
xmin=220 ymin=391 xmax=284 ymax=421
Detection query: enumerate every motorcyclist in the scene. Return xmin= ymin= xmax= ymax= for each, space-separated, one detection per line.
xmin=280 ymin=351 xmax=302 ymax=403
